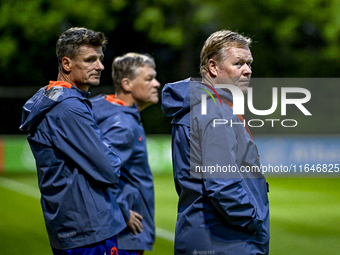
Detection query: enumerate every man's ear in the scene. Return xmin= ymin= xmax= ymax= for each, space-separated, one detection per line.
xmin=62 ymin=57 xmax=72 ymax=72
xmin=121 ymin=78 xmax=132 ymax=92
xmin=208 ymin=59 xmax=218 ymax=77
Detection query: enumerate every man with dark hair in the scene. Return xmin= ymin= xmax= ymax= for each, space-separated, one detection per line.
xmin=90 ymin=52 xmax=160 ymax=255
xmin=162 ymin=30 xmax=270 ymax=254
xmin=20 ymin=27 xmax=126 ymax=255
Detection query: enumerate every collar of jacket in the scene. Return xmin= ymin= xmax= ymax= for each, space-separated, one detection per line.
xmin=104 ymin=94 xmax=140 ymax=122
xmin=48 ymin=81 xmax=91 ymax=98
xmin=105 ymin=94 xmax=126 ymax=106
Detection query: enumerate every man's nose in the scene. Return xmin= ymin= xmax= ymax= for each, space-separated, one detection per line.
xmin=242 ymin=64 xmax=252 ymax=76
xmin=96 ymin=59 xmax=105 ymax=71
xmin=154 ymin=79 xmax=161 ymax=88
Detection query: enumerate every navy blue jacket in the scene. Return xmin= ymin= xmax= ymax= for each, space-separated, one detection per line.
xmin=20 ymin=82 xmax=126 ymax=250
xmin=161 ymin=78 xmax=270 ymax=255
xmin=90 ymin=95 xmax=155 ymax=251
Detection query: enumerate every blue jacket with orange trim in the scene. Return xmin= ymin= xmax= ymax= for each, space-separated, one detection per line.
xmin=20 ymin=82 xmax=126 ymax=250
xmin=161 ymin=78 xmax=270 ymax=255
xmin=90 ymin=94 xmax=155 ymax=251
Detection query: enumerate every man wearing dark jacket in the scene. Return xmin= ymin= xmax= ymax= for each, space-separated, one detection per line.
xmin=90 ymin=53 xmax=160 ymax=255
xmin=161 ymin=30 xmax=270 ymax=254
xmin=20 ymin=27 xmax=126 ymax=255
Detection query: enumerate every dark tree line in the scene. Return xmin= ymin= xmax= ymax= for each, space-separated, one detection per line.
xmin=1 ymin=0 xmax=340 ymax=134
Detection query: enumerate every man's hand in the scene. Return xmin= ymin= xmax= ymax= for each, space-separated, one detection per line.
xmin=127 ymin=210 xmax=143 ymax=235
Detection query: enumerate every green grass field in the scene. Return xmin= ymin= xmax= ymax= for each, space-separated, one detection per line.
xmin=1 ymin=173 xmax=340 ymax=254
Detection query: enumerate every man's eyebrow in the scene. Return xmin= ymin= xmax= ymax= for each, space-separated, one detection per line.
xmin=233 ymin=56 xmax=253 ymax=62
xmin=148 ymin=70 xmax=157 ymax=76
xmin=85 ymin=53 xmax=104 ymax=59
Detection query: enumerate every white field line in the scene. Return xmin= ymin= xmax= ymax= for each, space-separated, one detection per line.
xmin=0 ymin=176 xmax=175 ymax=242
xmin=0 ymin=176 xmax=40 ymax=199
xmin=155 ymin=227 xmax=175 ymax=242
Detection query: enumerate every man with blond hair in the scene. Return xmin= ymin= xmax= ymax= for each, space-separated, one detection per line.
xmin=162 ymin=30 xmax=270 ymax=254
xmin=91 ymin=53 xmax=160 ymax=255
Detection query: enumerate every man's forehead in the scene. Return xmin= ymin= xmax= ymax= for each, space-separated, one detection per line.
xmin=137 ymin=65 xmax=156 ymax=75
xmin=77 ymin=45 xmax=104 ymax=56
xmin=226 ymin=46 xmax=252 ymax=58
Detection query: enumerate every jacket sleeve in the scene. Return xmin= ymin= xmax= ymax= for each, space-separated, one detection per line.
xmin=51 ymin=99 xmax=121 ymax=185
xmin=100 ymin=115 xmax=135 ymax=165
xmin=200 ymin=117 xmax=263 ymax=234
xmin=100 ymin=115 xmax=135 ymax=221
xmin=109 ymin=183 xmax=130 ymax=222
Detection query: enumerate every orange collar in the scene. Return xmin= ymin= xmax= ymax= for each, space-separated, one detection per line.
xmin=105 ymin=95 xmax=126 ymax=106
xmin=47 ymin=81 xmax=72 ymax=90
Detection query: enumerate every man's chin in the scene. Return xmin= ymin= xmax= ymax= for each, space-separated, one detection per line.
xmin=88 ymin=80 xmax=101 ymax=87
xmin=148 ymin=97 xmax=159 ymax=105
xmin=238 ymin=85 xmax=249 ymax=94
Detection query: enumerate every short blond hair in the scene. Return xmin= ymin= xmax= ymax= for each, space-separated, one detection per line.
xmin=200 ymin=30 xmax=252 ymax=77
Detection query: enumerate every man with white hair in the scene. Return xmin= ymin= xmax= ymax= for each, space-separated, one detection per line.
xmin=91 ymin=52 xmax=160 ymax=255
